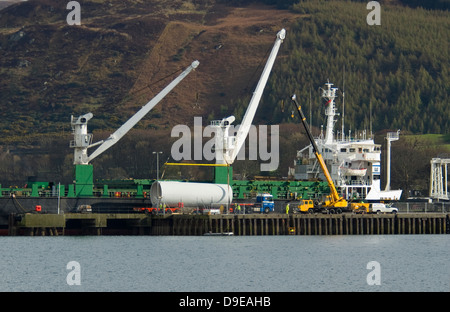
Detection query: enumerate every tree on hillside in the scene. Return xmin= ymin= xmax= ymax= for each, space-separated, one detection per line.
xmin=258 ymin=0 xmax=449 ymax=135
xmin=398 ymin=0 xmax=450 ymax=10
xmin=390 ymin=137 xmax=448 ymax=198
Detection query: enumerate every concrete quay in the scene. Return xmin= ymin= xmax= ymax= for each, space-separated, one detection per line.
xmin=6 ymin=212 xmax=449 ymax=236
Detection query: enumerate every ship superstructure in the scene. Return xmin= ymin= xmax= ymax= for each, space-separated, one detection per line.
xmin=290 ymin=82 xmax=402 ymax=201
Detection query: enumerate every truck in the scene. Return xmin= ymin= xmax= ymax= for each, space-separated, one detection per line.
xmin=295 ymin=199 xmax=382 ymax=214
xmin=349 ymin=202 xmax=371 ymax=214
xmin=235 ymin=193 xmax=275 ymax=214
xmin=347 ymin=202 xmax=398 ymax=214
xmin=295 ymin=199 xmax=314 ymax=213
xmin=253 ymin=193 xmax=275 ymax=213
xmin=371 ymin=203 xmax=398 ymax=214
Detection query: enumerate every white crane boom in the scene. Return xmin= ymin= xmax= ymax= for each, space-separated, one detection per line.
xmin=231 ymin=29 xmax=285 ymax=162
xmin=72 ymin=60 xmax=199 ymax=165
xmin=211 ymin=29 xmax=285 ymax=165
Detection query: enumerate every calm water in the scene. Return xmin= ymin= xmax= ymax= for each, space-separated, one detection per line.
xmin=0 ymin=235 xmax=448 ymax=292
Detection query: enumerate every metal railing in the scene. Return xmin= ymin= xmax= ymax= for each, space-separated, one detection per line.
xmin=395 ymin=202 xmax=449 ymax=213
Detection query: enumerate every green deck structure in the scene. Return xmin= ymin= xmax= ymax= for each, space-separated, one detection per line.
xmin=1 ymin=163 xmax=330 ymax=201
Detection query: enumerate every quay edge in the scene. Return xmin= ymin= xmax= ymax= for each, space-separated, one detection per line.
xmin=5 ymin=212 xmax=450 ymax=236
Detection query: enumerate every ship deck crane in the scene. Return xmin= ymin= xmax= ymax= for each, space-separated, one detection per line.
xmin=70 ymin=60 xmax=199 ymax=196
xmin=291 ymin=94 xmax=348 ymax=213
xmin=71 ymin=60 xmax=199 ymax=165
xmin=150 ymin=29 xmax=285 ymax=211
xmin=211 ymin=28 xmax=285 ymax=183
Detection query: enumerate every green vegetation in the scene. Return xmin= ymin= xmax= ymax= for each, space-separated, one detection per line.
xmin=403 ymin=134 xmax=450 ymax=151
xmin=398 ymin=0 xmax=449 ymax=10
xmin=259 ymin=0 xmax=449 ymax=135
xmin=390 ymin=134 xmax=449 ymax=198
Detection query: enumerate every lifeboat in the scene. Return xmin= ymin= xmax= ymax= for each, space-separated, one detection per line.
xmin=340 ymin=167 xmax=367 ymax=176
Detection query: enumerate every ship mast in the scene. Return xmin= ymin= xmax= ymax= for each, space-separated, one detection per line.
xmin=322 ymin=81 xmax=338 ymax=145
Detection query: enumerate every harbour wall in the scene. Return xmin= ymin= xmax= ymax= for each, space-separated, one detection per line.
xmin=6 ymin=213 xmax=450 ymax=236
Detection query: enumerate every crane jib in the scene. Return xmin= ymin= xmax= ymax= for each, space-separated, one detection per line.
xmin=291 ymin=96 xmax=319 ymax=154
xmin=84 ymin=60 xmax=199 ymax=164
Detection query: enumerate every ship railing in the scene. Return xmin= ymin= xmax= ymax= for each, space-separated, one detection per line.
xmin=387 ymin=131 xmax=400 ymax=140
xmin=210 ymin=120 xmax=226 ymax=127
xmin=362 ymin=152 xmax=380 ymax=161
xmin=343 ymin=180 xmax=371 ymax=186
xmin=1 ymin=188 xmax=145 ymax=198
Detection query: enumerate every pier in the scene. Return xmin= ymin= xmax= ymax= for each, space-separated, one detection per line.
xmin=6 ymin=212 xmax=450 ymax=236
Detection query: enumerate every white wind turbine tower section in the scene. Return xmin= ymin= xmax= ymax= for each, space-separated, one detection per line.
xmin=430 ymin=157 xmax=450 ymax=200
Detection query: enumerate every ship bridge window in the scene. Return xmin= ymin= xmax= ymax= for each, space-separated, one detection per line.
xmin=358 ymin=148 xmax=362 ymax=153
xmin=349 ymin=148 xmax=355 ymax=152
xmin=340 ymin=148 xmax=347 ymax=152
xmin=373 ymin=175 xmax=380 ymax=180
xmin=363 ymin=148 xmax=369 ymax=153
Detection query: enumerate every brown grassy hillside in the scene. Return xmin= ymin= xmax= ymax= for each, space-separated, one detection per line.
xmin=0 ymin=0 xmax=303 ymax=184
xmin=1 ymin=0 xmax=446 ymax=196
xmin=0 ymin=0 xmax=300 ymax=137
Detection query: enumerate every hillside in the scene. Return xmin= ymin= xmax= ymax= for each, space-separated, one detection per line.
xmin=264 ymin=1 xmax=449 ymax=134
xmin=0 ymin=0 xmax=299 ymax=138
xmin=0 ymin=0 xmax=303 ymax=183
xmin=0 ymin=0 xmax=449 ymax=196
xmin=2 ymin=0 xmax=447 ymax=139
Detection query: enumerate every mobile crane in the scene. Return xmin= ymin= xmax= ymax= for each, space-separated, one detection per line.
xmin=291 ymin=94 xmax=349 ymax=214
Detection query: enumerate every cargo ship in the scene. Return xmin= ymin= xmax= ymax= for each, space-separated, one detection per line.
xmin=0 ymin=30 xmax=401 ymax=231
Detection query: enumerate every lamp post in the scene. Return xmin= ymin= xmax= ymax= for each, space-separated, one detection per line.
xmin=153 ymin=151 xmax=163 ymax=214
